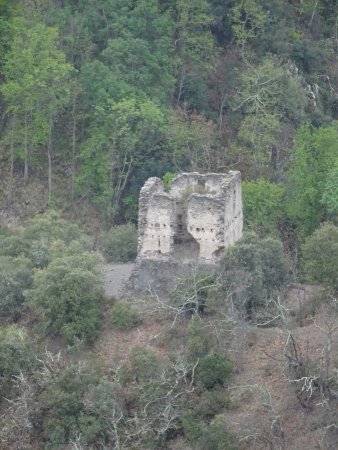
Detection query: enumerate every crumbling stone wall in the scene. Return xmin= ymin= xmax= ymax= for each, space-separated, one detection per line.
xmin=138 ymin=171 xmax=243 ymax=263
xmin=138 ymin=177 xmax=176 ymax=257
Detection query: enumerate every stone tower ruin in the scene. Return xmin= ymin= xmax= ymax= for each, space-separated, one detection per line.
xmin=137 ymin=171 xmax=243 ymax=263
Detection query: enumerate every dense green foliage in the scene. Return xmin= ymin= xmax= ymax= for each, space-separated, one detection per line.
xmin=182 ymin=410 xmax=238 ymax=449
xmin=28 ymin=252 xmax=103 ymax=344
xmin=242 ymin=179 xmax=285 ymax=236
xmin=0 ymin=0 xmax=336 ymax=238
xmin=37 ymin=365 xmax=101 ymax=449
xmin=196 ymin=351 xmax=232 ymax=389
xmin=0 ymin=211 xmax=91 ymax=267
xmin=221 ymin=233 xmax=289 ymax=317
xmin=101 ymin=223 xmax=137 ymax=262
xmin=0 ymin=213 xmax=103 ymax=345
xmin=286 ymin=125 xmax=338 ymax=237
xmin=0 ymin=325 xmax=36 ymax=400
xmin=111 ymin=301 xmax=142 ymax=329
xmin=0 ymin=256 xmax=32 ymax=320
xmin=302 ymin=223 xmax=338 ymax=293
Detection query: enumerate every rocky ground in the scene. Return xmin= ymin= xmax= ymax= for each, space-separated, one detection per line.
xmin=102 ymin=262 xmax=135 ymax=299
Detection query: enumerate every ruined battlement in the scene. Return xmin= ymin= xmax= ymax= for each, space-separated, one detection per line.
xmin=138 ymin=172 xmax=243 ymax=263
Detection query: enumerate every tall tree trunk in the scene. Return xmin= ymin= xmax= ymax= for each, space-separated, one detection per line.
xmin=218 ymin=88 xmax=227 ymax=136
xmin=47 ymin=116 xmax=53 ymax=204
xmin=9 ymin=117 xmax=15 ymax=200
xmin=71 ymin=92 xmax=77 ymax=203
xmin=24 ymin=112 xmax=29 ymax=181
xmin=308 ymin=0 xmax=319 ymax=27
xmin=111 ymin=151 xmax=133 ymax=223
xmin=176 ymin=65 xmax=186 ymax=106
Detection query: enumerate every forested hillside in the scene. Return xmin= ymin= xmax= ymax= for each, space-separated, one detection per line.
xmin=0 ymin=1 xmax=338 ymax=449
xmin=0 ymin=0 xmax=337 ymax=235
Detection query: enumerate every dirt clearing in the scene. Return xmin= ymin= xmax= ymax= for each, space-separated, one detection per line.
xmin=102 ymin=263 xmax=135 ymax=299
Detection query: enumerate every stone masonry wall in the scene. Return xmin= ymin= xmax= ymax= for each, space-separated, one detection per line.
xmin=138 ymin=178 xmax=176 ymax=258
xmin=137 ymin=171 xmax=243 ymax=263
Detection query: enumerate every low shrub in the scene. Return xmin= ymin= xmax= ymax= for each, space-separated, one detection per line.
xmin=196 ymin=352 xmax=232 ymax=389
xmin=0 ymin=326 xmax=36 ymax=400
xmin=181 ymin=409 xmax=208 ymax=444
xmin=186 ymin=315 xmax=213 ymax=360
xmin=181 ymin=410 xmax=238 ymax=449
xmin=203 ymin=415 xmax=239 ymax=450
xmin=111 ymin=302 xmax=142 ymax=329
xmin=302 ymin=223 xmax=338 ymax=293
xmin=128 ymin=346 xmax=161 ymax=382
xmin=27 ymin=253 xmax=103 ymax=344
xmin=101 ymin=224 xmax=137 ymax=263
xmin=37 ymin=365 xmax=101 ymax=449
xmin=0 ymin=211 xmax=92 ymax=268
xmin=221 ymin=233 xmax=289 ymax=318
xmin=0 ymin=256 xmax=32 ymax=321
xmin=192 ymin=386 xmax=231 ymax=420
xmin=163 ymin=171 xmax=176 ymax=191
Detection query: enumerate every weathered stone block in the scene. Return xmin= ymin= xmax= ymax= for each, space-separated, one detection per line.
xmin=137 ymin=172 xmax=243 ymax=263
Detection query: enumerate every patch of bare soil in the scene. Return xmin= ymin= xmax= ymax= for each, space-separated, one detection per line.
xmin=222 ymin=286 xmax=337 ymax=450
xmin=97 ymin=262 xmax=164 ymax=366
xmin=223 ymin=327 xmax=323 ymax=449
xmin=102 ymin=263 xmax=135 ymax=299
xmin=95 ymin=310 xmax=169 ymax=367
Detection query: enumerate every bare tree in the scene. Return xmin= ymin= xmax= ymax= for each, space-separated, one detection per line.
xmin=0 ymin=373 xmax=35 ymax=449
xmin=313 ymin=298 xmax=338 ymax=399
xmin=145 ymin=270 xmax=222 ymax=327
xmin=263 ymin=296 xmax=338 ymax=408
xmin=111 ymin=354 xmax=200 ymax=448
xmin=230 ymin=384 xmax=285 ymax=450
